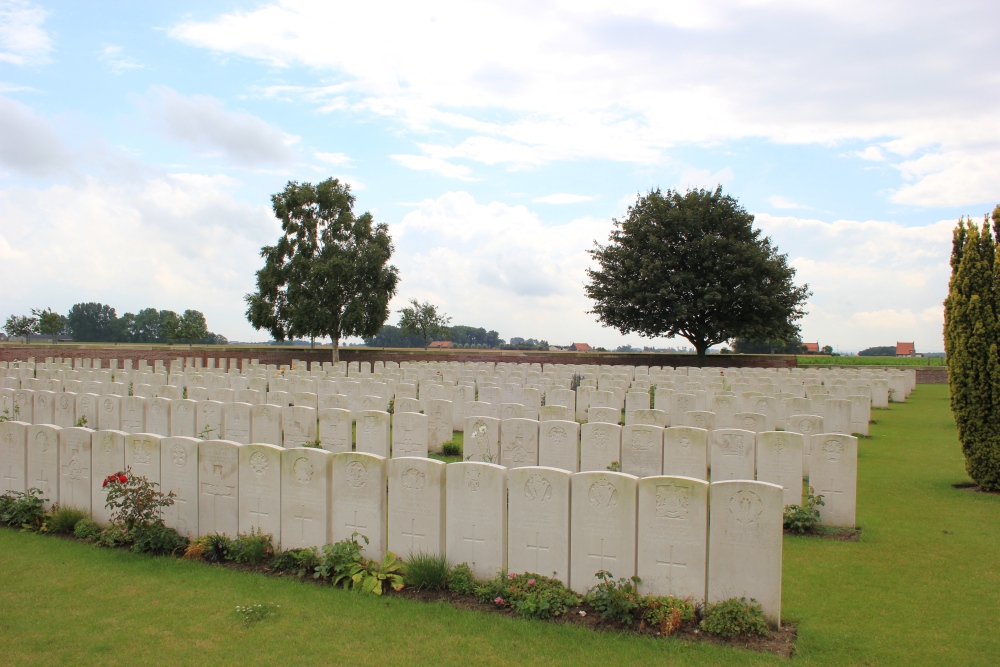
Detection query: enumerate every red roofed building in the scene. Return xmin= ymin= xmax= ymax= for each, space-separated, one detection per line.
xmin=569 ymin=342 xmax=592 ymax=352
xmin=896 ymin=342 xmax=917 ymax=357
xmin=428 ymin=341 xmax=453 ymax=348
xmin=802 ymin=342 xmax=819 ymax=353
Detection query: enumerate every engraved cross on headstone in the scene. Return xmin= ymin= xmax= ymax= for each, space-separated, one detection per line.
xmin=3 ymin=464 xmax=18 ymax=491
xmin=587 ymin=538 xmax=617 ymax=571
xmin=655 ymin=544 xmax=687 ymax=584
xmin=345 ymin=510 xmax=368 ymax=535
xmin=402 ymin=517 xmax=425 ymax=550
xmin=820 ymin=474 xmax=844 ymax=498
xmin=526 ymin=531 xmax=550 ymax=571
xmin=249 ymin=496 xmax=269 ymax=526
xmin=463 ymin=524 xmax=486 ymax=564
xmin=295 ymin=502 xmax=313 ymax=542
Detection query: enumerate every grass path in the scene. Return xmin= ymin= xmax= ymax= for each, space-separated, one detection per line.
xmin=1 ymin=385 xmax=998 ymax=665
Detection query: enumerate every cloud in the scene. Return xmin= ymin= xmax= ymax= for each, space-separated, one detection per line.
xmin=768 ymin=195 xmax=809 ymax=210
xmin=755 ymin=212 xmax=955 ymax=351
xmin=0 ymin=0 xmax=50 ymax=66
xmin=314 ymin=151 xmax=351 ymax=166
xmin=147 ymin=86 xmax=296 ymax=166
xmin=168 ymin=0 xmax=1000 ymax=206
xmin=0 ymin=95 xmax=70 ymax=175
xmin=533 ymin=193 xmax=597 ymax=204
xmin=0 ymin=174 xmax=277 ymax=338
xmin=389 ymin=191 xmax=617 ymax=341
xmin=855 ymin=146 xmax=886 ymax=161
xmin=99 ymin=45 xmax=143 ymax=74
xmin=390 ymin=154 xmax=475 ymax=180
xmin=677 ymin=167 xmax=734 ymax=191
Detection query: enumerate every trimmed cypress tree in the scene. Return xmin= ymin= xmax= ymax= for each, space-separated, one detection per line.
xmin=945 ymin=208 xmax=1000 ymax=491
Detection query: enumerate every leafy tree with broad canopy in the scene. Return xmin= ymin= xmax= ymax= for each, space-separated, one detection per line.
xmin=32 ymin=308 xmax=67 ymax=343
xmin=246 ymin=178 xmax=399 ymax=362
xmin=3 ymin=314 xmax=37 ymax=340
xmin=398 ymin=299 xmax=452 ymax=348
xmin=585 ymin=187 xmax=810 ymax=365
xmin=944 ymin=206 xmax=1000 ymax=491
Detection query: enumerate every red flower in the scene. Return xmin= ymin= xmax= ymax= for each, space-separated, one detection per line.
xmin=102 ymin=479 xmax=108 ymax=488
xmin=118 ymin=474 xmax=128 ymax=484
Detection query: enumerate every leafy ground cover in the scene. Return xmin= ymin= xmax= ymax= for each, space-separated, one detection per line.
xmin=1 ymin=385 xmax=998 ymax=665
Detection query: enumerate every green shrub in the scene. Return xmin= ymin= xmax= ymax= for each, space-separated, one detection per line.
xmin=441 ymin=440 xmax=462 ymax=457
xmin=94 ymin=525 xmax=130 ymax=548
xmin=43 ymin=505 xmax=89 ymax=534
xmin=131 ymin=522 xmax=187 ymax=556
xmin=448 ymin=562 xmax=478 ymax=596
xmin=227 ymin=527 xmax=273 ymax=565
xmin=349 ymin=551 xmax=405 ymax=595
xmin=699 ymin=597 xmax=769 ymax=638
xmin=315 ymin=534 xmax=367 ymax=587
xmin=101 ymin=468 xmax=175 ymax=533
xmin=271 ymin=547 xmax=320 ymax=578
xmin=74 ymin=518 xmax=102 ymax=541
xmin=506 ymin=573 xmax=580 ymax=620
xmin=584 ymin=570 xmax=642 ymax=625
xmin=0 ymin=488 xmax=47 ymax=530
xmin=404 ymin=552 xmax=451 ymax=590
xmin=783 ymin=487 xmax=825 ymax=534
xmin=641 ymin=595 xmax=697 ymax=635
xmin=197 ymin=533 xmax=234 ymax=563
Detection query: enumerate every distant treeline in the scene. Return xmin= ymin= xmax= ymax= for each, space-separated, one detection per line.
xmin=364 ymin=324 xmax=539 ymax=349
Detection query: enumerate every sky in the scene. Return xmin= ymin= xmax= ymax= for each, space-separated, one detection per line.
xmin=1 ymin=0 xmax=997 ymax=353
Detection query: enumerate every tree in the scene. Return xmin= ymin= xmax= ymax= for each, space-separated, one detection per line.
xmin=32 ymin=308 xmax=66 ymax=343
xmin=66 ymin=302 xmax=120 ymax=342
xmin=585 ymin=187 xmax=811 ymax=365
xmin=363 ymin=324 xmax=425 ymax=348
xmin=820 ymin=344 xmax=834 ymax=355
xmin=178 ymin=310 xmax=209 ymax=345
xmin=246 ymin=178 xmax=399 ymax=362
xmin=858 ymin=345 xmax=896 ymax=357
xmin=944 ymin=207 xmax=1000 ymax=491
xmin=398 ymin=299 xmax=452 ymax=348
xmin=732 ymin=335 xmax=805 ymax=354
xmin=3 ymin=314 xmax=37 ymax=340
xmin=159 ymin=310 xmax=181 ymax=344
xmin=121 ymin=308 xmax=164 ymax=343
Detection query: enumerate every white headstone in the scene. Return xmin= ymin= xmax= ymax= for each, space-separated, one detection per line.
xmin=464 ymin=416 xmax=501 ymax=464
xmin=809 ymin=434 xmax=858 ymax=528
xmin=280 ymin=446 xmax=332 ymax=550
xmin=34 ymin=390 xmax=56 ymax=425
xmin=330 ymin=452 xmax=387 ymax=560
xmin=239 ymin=443 xmax=283 ymax=544
xmin=282 ymin=406 xmax=317 ymax=449
xmin=125 ymin=433 xmax=161 ymax=486
xmin=356 ymin=410 xmax=390 ymax=457
xmin=251 ymin=403 xmax=283 ymax=446
xmin=27 ymin=424 xmax=61 ymax=509
xmin=756 ymin=431 xmax=805 ymax=508
xmin=538 ymin=420 xmax=580 ymax=473
xmin=637 ymin=475 xmax=708 ymax=600
xmin=318 ymin=408 xmax=353 ymax=453
xmin=160 ymin=436 xmax=200 ymax=538
xmin=121 ymin=397 xmax=146 ymax=434
xmin=222 ymin=402 xmax=252 ymax=444
xmin=387 ymin=457 xmax=446 ymax=558
xmin=709 ymin=429 xmax=756 ymax=481
xmin=500 ymin=418 xmax=539 ymax=468
xmin=569 ymin=471 xmax=638 ymax=594
xmin=392 ymin=411 xmax=428 ymax=458
xmin=446 ymin=462 xmax=507 ymax=579
xmin=0 ymin=421 xmax=28 ymax=493
xmin=507 ymin=466 xmax=571 ymax=584
xmin=621 ymin=424 xmax=664 ymax=478
xmin=58 ymin=427 xmax=93 ymax=513
xmin=146 ymin=397 xmax=172 ymax=436
xmin=197 ymin=401 xmax=225 ymax=441
xmin=198 ymin=440 xmax=240 ymax=537
xmin=707 ymin=480 xmax=783 ymax=626
xmin=579 ymin=422 xmax=622 ymax=472
xmin=97 ymin=395 xmax=121 ymax=431
xmin=171 ymin=399 xmax=198 ymax=438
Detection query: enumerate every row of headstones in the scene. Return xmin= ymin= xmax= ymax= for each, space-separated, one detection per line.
xmin=0 ymin=422 xmax=784 ymax=625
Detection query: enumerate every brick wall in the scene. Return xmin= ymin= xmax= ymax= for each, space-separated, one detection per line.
xmin=0 ymin=343 xmax=797 ymax=369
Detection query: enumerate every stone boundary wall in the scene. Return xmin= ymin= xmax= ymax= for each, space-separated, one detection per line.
xmin=0 ymin=344 xmax=796 ymax=369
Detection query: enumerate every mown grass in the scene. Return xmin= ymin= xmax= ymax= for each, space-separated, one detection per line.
xmin=797 ymin=355 xmax=946 ymax=366
xmin=1 ymin=385 xmax=998 ymax=666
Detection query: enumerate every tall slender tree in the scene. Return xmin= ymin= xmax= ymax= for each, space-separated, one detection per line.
xmin=246 ymin=178 xmax=399 ymax=362
xmin=944 ymin=207 xmax=1000 ymax=491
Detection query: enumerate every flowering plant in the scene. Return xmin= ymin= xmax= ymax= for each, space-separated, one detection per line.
xmin=103 ymin=466 xmax=176 ymax=532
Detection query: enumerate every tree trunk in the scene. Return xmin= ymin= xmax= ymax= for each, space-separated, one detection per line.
xmin=310 ymin=336 xmax=315 ymax=349
xmin=331 ymin=336 xmax=340 ymax=363
xmin=694 ymin=340 xmax=708 ymax=367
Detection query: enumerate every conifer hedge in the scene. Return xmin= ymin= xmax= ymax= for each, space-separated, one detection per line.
xmin=944 ymin=205 xmax=1000 ymax=491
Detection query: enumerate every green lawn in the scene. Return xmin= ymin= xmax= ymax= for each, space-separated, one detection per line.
xmin=797 ymin=355 xmax=946 ymax=366
xmin=2 ymin=385 xmax=998 ymax=666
